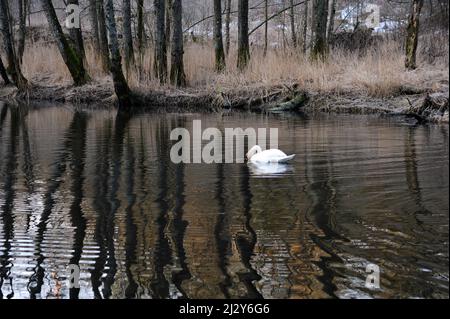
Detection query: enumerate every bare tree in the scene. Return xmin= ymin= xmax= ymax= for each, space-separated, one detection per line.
xmin=40 ymin=0 xmax=89 ymax=86
xmin=68 ymin=0 xmax=86 ymax=63
xmin=88 ymin=0 xmax=100 ymax=53
xmin=166 ymin=0 xmax=173 ymax=49
xmin=104 ymin=0 xmax=131 ymax=108
xmin=17 ymin=0 xmax=28 ymax=65
xmin=311 ymin=0 xmax=328 ymax=60
xmin=237 ymin=0 xmax=250 ymax=70
xmin=214 ymin=0 xmax=226 ymax=71
xmin=137 ymin=0 xmax=145 ymax=55
xmin=123 ymin=0 xmax=135 ymax=73
xmin=97 ymin=0 xmax=110 ymax=72
xmin=327 ymin=0 xmax=336 ymax=43
xmin=290 ymin=0 xmax=297 ymax=47
xmin=0 ymin=0 xmax=28 ymax=89
xmin=170 ymin=0 xmax=186 ymax=86
xmin=154 ymin=0 xmax=167 ymax=83
xmin=0 ymin=56 xmax=10 ymax=85
xmin=225 ymin=0 xmax=231 ymax=55
xmin=264 ymin=0 xmax=269 ymax=55
xmin=301 ymin=0 xmax=308 ymax=54
xmin=405 ymin=0 xmax=425 ymax=70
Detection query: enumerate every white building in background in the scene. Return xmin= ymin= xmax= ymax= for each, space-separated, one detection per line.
xmin=373 ymin=20 xmax=404 ymax=33
xmin=337 ymin=2 xmax=403 ymax=33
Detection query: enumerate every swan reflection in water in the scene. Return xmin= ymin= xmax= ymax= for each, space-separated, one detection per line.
xmin=247 ymin=162 xmax=295 ymax=178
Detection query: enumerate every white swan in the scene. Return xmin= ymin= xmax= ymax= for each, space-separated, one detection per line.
xmin=246 ymin=145 xmax=295 ymax=164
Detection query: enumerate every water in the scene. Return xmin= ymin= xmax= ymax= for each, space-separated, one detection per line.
xmin=0 ymin=103 xmax=448 ymax=299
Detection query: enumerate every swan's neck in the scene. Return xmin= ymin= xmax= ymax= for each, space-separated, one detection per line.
xmin=247 ymin=146 xmax=263 ymax=161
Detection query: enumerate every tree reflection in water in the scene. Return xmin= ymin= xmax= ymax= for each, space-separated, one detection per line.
xmin=0 ymin=105 xmax=448 ymax=299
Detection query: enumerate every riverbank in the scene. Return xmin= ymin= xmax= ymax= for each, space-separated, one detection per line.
xmin=1 ymin=78 xmax=448 ymax=123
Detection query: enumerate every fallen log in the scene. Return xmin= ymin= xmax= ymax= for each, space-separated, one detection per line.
xmin=266 ymin=92 xmax=309 ymax=113
xmin=407 ymin=91 xmax=449 ymax=123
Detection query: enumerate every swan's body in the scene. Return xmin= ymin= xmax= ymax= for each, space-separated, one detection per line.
xmin=246 ymin=146 xmax=295 ymax=164
xmin=248 ymin=162 xmax=294 ymax=176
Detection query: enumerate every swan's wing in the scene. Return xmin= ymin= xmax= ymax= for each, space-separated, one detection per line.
xmin=266 ymin=149 xmax=288 ymax=157
xmin=273 ymin=154 xmax=296 ymax=163
xmin=251 ymin=150 xmax=293 ymax=163
xmin=251 ymin=149 xmax=286 ymax=162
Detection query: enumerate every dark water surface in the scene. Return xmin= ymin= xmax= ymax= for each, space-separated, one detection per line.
xmin=0 ymin=103 xmax=448 ymax=299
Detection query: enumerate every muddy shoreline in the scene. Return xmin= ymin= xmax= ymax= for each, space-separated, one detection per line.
xmin=1 ymin=81 xmax=448 ymax=123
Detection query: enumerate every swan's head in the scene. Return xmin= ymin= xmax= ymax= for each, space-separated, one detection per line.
xmin=246 ymin=145 xmax=262 ymax=161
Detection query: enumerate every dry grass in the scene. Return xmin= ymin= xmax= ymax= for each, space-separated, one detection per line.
xmin=21 ymin=36 xmax=449 ymax=98
xmin=22 ymin=42 xmax=71 ymax=85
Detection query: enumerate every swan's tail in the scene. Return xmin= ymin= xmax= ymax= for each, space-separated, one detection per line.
xmin=276 ymin=154 xmax=296 ymax=163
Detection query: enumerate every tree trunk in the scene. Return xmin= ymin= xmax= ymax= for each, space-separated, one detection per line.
xmin=137 ymin=0 xmax=145 ymax=55
xmin=327 ymin=0 xmax=336 ymax=44
xmin=225 ymin=0 xmax=231 ymax=55
xmin=301 ymin=0 xmax=308 ymax=54
xmin=289 ymin=0 xmax=297 ymax=48
xmin=405 ymin=0 xmax=424 ymax=70
xmin=166 ymin=0 xmax=173 ymax=49
xmin=68 ymin=0 xmax=87 ymax=63
xmin=40 ymin=0 xmax=89 ymax=86
xmin=237 ymin=0 xmax=250 ymax=70
xmin=214 ymin=0 xmax=226 ymax=71
xmin=97 ymin=0 xmax=111 ymax=72
xmin=104 ymin=0 xmax=132 ymax=108
xmin=17 ymin=0 xmax=28 ymax=65
xmin=311 ymin=0 xmax=328 ymax=60
xmin=264 ymin=0 xmax=268 ymax=55
xmin=0 ymin=56 xmax=10 ymax=85
xmin=88 ymin=0 xmax=100 ymax=53
xmin=0 ymin=0 xmax=28 ymax=89
xmin=170 ymin=0 xmax=186 ymax=86
xmin=123 ymin=0 xmax=135 ymax=73
xmin=154 ymin=0 xmax=167 ymax=83
xmin=281 ymin=8 xmax=287 ymax=50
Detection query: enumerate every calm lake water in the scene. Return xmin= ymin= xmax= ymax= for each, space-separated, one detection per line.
xmin=0 ymin=102 xmax=448 ymax=299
